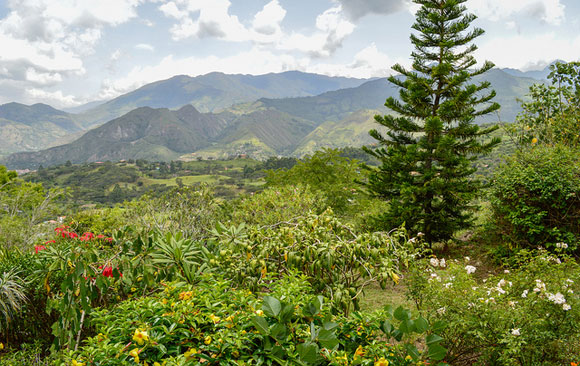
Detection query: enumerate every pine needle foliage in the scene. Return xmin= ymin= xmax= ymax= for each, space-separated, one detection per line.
xmin=363 ymin=0 xmax=501 ymax=244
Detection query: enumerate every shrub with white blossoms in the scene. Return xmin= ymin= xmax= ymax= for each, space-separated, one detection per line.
xmin=408 ymin=251 xmax=580 ymax=365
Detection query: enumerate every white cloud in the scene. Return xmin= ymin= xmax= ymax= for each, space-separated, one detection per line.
xmin=477 ymin=33 xmax=580 ymax=69
xmin=308 ymin=43 xmax=399 ymax=78
xmin=279 ymin=6 xmax=355 ymax=57
xmin=0 ymin=0 xmax=142 ymax=105
xmin=26 ymin=88 xmax=85 ymax=108
xmin=160 ymin=0 xmax=250 ymax=41
xmin=135 ymin=43 xmax=155 ymax=51
xmin=468 ymin=0 xmax=566 ymax=25
xmin=333 ymin=0 xmax=409 ymax=21
xmin=252 ymin=0 xmax=286 ymax=36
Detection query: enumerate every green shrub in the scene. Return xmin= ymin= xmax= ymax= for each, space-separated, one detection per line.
xmin=490 ymin=145 xmax=580 ymax=252
xmin=65 ymin=275 xmax=446 ymax=366
xmin=227 ymin=185 xmax=327 ymax=227
xmin=407 ymin=252 xmax=580 ymax=365
xmin=209 ymin=210 xmax=421 ymax=315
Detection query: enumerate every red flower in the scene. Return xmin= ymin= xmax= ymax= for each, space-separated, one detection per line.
xmin=96 ymin=234 xmax=105 ymax=239
xmin=34 ymin=245 xmax=46 ymax=254
xmin=105 ymin=237 xmax=113 ymax=243
xmin=102 ymin=266 xmax=113 ymax=278
xmin=83 ymin=232 xmax=95 ymax=240
xmin=68 ymin=232 xmax=78 ymax=239
xmin=44 ymin=240 xmax=56 ymax=245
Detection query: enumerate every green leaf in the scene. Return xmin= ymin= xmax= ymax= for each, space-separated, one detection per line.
xmin=414 ymin=317 xmax=429 ymax=333
xmin=426 ymin=334 xmax=444 ymax=345
xmin=427 ymin=343 xmax=447 ymax=361
xmin=251 ymin=316 xmax=269 ymax=335
xmin=318 ymin=329 xmax=339 ymax=350
xmin=322 ymin=321 xmax=339 ymax=331
xmin=270 ymin=323 xmax=288 ymax=341
xmin=399 ymin=319 xmax=415 ymax=334
xmin=297 ymin=342 xmax=320 ymax=364
xmin=394 ymin=306 xmax=411 ymax=321
xmin=262 ymin=296 xmax=282 ymax=318
xmin=279 ymin=303 xmax=295 ymax=323
xmin=381 ymin=320 xmax=393 ymax=335
xmin=404 ymin=344 xmax=420 ymax=360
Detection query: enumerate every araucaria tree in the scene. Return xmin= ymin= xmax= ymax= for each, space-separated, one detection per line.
xmin=364 ymin=0 xmax=501 ymax=244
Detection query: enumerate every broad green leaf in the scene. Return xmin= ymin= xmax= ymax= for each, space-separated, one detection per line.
xmin=414 ymin=317 xmax=429 ymax=333
xmin=427 ymin=343 xmax=447 ymax=361
xmin=262 ymin=296 xmax=282 ymax=317
xmin=297 ymin=342 xmax=320 ymax=364
xmin=426 ymin=334 xmax=444 ymax=345
xmin=251 ymin=316 xmax=269 ymax=335
xmin=318 ymin=329 xmax=339 ymax=350
xmin=394 ymin=306 xmax=411 ymax=321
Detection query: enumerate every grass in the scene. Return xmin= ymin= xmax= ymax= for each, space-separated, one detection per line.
xmin=359 ymin=281 xmax=411 ymax=312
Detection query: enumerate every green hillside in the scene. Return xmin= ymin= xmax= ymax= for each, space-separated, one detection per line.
xmin=0 ymin=103 xmax=83 ymax=156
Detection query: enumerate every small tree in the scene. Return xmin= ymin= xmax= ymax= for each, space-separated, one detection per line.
xmin=364 ymin=0 xmax=500 ymax=243
xmin=510 ymin=61 xmax=580 ymax=149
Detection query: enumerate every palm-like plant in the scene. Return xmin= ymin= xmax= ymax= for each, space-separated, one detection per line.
xmin=0 ymin=269 xmax=27 ymax=331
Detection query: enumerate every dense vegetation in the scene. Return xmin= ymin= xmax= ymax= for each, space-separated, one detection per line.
xmin=1 ymin=1 xmax=580 ymax=366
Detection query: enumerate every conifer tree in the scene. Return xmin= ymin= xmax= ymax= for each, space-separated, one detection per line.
xmin=364 ymin=0 xmax=501 ymax=243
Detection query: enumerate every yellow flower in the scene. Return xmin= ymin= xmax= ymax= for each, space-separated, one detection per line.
xmin=354 ymin=345 xmax=364 ymax=358
xmin=71 ymin=360 xmax=85 ymax=366
xmin=531 ymin=137 xmax=538 ymax=144
xmin=133 ymin=329 xmax=149 ymax=345
xmin=392 ymin=273 xmax=400 ymax=285
xmin=154 ymin=363 xmax=161 ymax=366
xmin=405 ymin=355 xmax=413 ymax=361
xmin=209 ymin=314 xmax=221 ymax=323
xmin=375 ymin=358 xmax=389 ymax=366
xmin=0 ymin=342 xmax=3 ymax=350
xmin=131 ymin=287 xmax=137 ymax=292
xmin=204 ymin=335 xmax=212 ymax=345
xmin=179 ymin=291 xmax=193 ymax=300
xmin=129 ymin=348 xmax=140 ymax=363
xmin=255 ymin=309 xmax=264 ymax=316
xmin=184 ymin=348 xmax=198 ymax=358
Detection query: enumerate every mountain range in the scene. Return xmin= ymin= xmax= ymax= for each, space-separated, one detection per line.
xmin=1 ymin=66 xmax=547 ymax=169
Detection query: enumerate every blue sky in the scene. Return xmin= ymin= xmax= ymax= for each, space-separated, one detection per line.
xmin=0 ymin=0 xmax=578 ymax=108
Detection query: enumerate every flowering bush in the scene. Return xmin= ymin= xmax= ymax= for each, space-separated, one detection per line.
xmin=490 ymin=144 xmax=580 ymax=252
xmin=408 ymin=251 xmax=580 ymax=365
xmin=66 ymin=274 xmax=446 ymax=366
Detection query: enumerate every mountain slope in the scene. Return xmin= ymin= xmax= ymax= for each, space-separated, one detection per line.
xmin=77 ymin=71 xmax=372 ymax=128
xmin=0 ymin=103 xmax=83 ymax=157
xmin=259 ymin=69 xmax=538 ymax=125
xmin=2 ymin=106 xmax=231 ymax=169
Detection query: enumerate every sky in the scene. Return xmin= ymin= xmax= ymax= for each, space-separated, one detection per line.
xmin=0 ymin=0 xmax=579 ymax=109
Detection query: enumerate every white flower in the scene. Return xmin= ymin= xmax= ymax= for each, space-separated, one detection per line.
xmin=430 ymin=258 xmax=439 ymax=267
xmin=444 ymin=282 xmax=453 ymax=288
xmin=464 ymin=256 xmax=470 ymax=261
xmin=508 ymin=301 xmax=516 ymax=307
xmin=504 ymin=269 xmax=510 ymax=274
xmin=417 ymin=232 xmax=424 ymax=237
xmin=566 ymin=279 xmax=574 ymax=284
xmin=497 ymin=279 xmax=506 ymax=288
xmin=409 ymin=237 xmax=417 ymax=244
xmin=465 ymin=265 xmax=477 ymax=274
xmin=548 ymin=292 xmax=566 ymax=305
xmin=511 ymin=328 xmax=520 ymax=336
xmin=521 ymin=290 xmax=529 ymax=298
xmin=439 ymin=258 xmax=446 ymax=268
xmin=496 ymin=287 xmax=506 ymax=295
xmin=563 ymin=304 xmax=571 ymax=311
xmin=437 ymin=307 xmax=446 ymax=315
xmin=556 ymin=242 xmax=568 ymax=249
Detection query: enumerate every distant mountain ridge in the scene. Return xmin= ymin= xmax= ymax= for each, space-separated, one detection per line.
xmin=2 ymin=69 xmax=541 ymax=169
xmin=0 ymin=102 xmax=82 ymax=157
xmin=76 ymin=71 xmax=373 ymax=128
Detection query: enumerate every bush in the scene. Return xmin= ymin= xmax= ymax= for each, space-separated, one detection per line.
xmin=407 ymin=252 xmax=580 ymax=365
xmin=65 ymin=275 xmax=447 ymax=366
xmin=210 ymin=210 xmax=420 ymax=314
xmin=226 ymin=185 xmax=327 ymax=227
xmin=490 ymin=145 xmax=580 ymax=252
